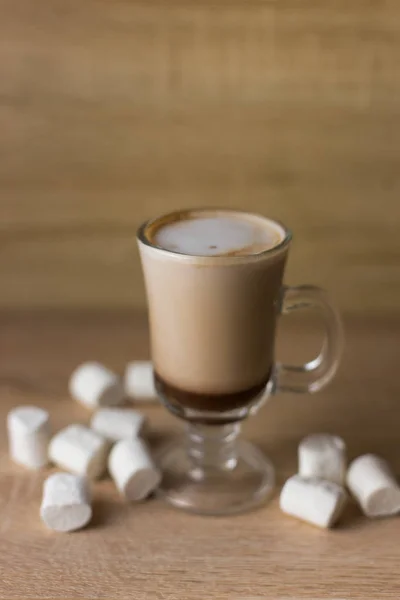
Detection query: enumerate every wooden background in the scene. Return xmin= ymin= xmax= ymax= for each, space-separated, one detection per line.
xmin=1 ymin=0 xmax=399 ymax=312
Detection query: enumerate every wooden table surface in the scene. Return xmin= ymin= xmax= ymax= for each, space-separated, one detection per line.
xmin=1 ymin=311 xmax=399 ymax=599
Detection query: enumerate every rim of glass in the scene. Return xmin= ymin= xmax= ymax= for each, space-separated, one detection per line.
xmin=137 ymin=208 xmax=292 ymax=261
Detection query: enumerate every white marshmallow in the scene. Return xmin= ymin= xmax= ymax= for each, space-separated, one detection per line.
xmin=280 ymin=475 xmax=347 ymax=528
xmin=69 ymin=362 xmax=124 ymax=409
xmin=90 ymin=408 xmax=146 ymax=442
xmin=346 ymin=454 xmax=400 ymax=517
xmin=108 ymin=438 xmax=161 ymax=501
xmin=40 ymin=472 xmax=92 ymax=532
xmin=124 ymin=361 xmax=157 ymax=401
xmin=7 ymin=406 xmax=50 ymax=469
xmin=299 ymin=433 xmax=346 ymax=485
xmin=49 ymin=424 xmax=109 ymax=480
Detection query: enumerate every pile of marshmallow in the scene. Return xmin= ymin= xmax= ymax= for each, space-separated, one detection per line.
xmin=7 ymin=360 xmax=400 ymax=533
xmin=280 ymin=434 xmax=400 ymax=528
xmin=6 ymin=361 xmax=158 ymax=533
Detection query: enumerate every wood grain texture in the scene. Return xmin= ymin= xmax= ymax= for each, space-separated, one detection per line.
xmin=0 ymin=311 xmax=400 ymax=599
xmin=1 ymin=0 xmax=400 ymax=311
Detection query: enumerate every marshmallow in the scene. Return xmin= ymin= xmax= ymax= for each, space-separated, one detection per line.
xmin=90 ymin=408 xmax=146 ymax=442
xmin=49 ymin=425 xmax=109 ymax=480
xmin=299 ymin=434 xmax=346 ymax=485
xmin=7 ymin=406 xmax=50 ymax=469
xmin=69 ymin=362 xmax=124 ymax=409
xmin=280 ymin=475 xmax=347 ymax=528
xmin=108 ymin=438 xmax=161 ymax=501
xmin=41 ymin=472 xmax=92 ymax=532
xmin=125 ymin=361 xmax=157 ymax=401
xmin=346 ymin=454 xmax=400 ymax=517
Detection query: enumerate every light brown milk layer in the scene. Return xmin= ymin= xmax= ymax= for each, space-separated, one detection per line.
xmin=138 ymin=210 xmax=289 ymax=396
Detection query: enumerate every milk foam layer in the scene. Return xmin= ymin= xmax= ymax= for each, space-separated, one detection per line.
xmin=152 ymin=213 xmax=284 ymax=257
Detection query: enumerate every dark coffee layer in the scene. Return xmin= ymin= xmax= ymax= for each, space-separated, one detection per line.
xmin=154 ymin=371 xmax=270 ymax=413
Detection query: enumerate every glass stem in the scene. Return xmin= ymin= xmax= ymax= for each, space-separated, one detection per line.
xmin=186 ymin=423 xmax=240 ymax=471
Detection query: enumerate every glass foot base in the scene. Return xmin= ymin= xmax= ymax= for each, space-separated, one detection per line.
xmin=156 ymin=437 xmax=275 ymax=516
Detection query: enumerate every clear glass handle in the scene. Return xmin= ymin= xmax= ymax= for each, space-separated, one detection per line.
xmin=274 ymin=285 xmax=344 ymax=394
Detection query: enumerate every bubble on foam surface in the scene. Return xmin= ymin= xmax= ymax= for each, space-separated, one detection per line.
xmin=154 ymin=216 xmax=282 ymax=256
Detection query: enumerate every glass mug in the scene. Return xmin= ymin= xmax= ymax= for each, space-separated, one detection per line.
xmin=137 ymin=209 xmax=343 ymax=515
